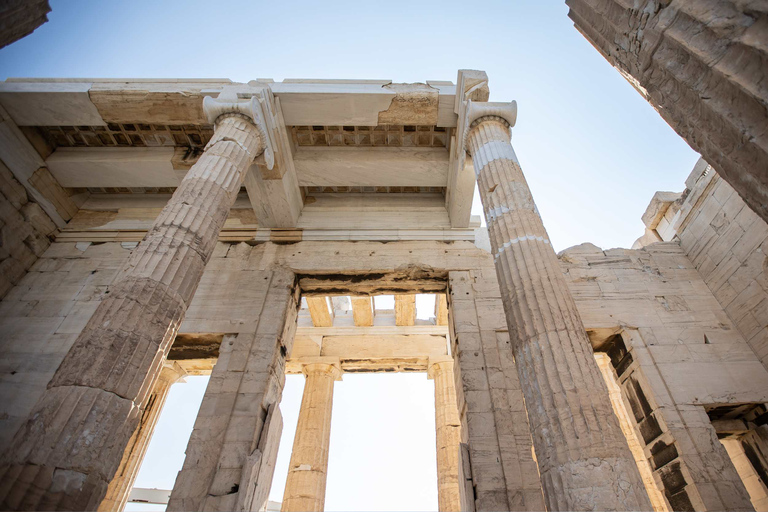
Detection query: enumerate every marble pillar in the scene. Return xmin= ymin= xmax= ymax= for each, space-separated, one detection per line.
xmin=428 ymin=357 xmax=462 ymax=512
xmin=465 ymin=101 xmax=652 ymax=511
xmin=0 ymin=91 xmax=266 ymax=511
xmin=99 ymin=362 xmax=188 ymax=512
xmin=281 ymin=362 xmax=342 ymax=512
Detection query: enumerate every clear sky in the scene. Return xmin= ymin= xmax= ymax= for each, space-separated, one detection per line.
xmin=1 ymin=1 xmax=701 ymax=510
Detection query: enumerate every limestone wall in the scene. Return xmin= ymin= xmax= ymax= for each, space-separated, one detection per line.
xmin=675 ymin=167 xmax=768 ymax=372
xmin=560 ymin=241 xmax=768 ymax=510
xmin=0 ymin=161 xmax=57 ymax=299
xmin=0 ymin=242 xmax=129 ymax=447
xmin=3 ymin=233 xmax=767 ymax=509
xmin=560 ymin=240 xmax=768 ymax=406
xmin=0 ymin=239 xmax=541 ymax=511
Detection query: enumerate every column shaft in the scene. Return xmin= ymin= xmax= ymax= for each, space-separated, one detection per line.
xmin=0 ymin=114 xmax=263 ymax=511
xmin=467 ymin=116 xmax=652 ymax=511
xmin=281 ymin=363 xmax=341 ymax=512
xmin=99 ymin=363 xmax=187 ymax=512
xmin=429 ymin=359 xmax=462 ymax=512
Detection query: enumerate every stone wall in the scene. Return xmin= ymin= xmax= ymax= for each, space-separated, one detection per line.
xmin=560 ymin=241 xmax=768 ymax=510
xmin=675 ymin=166 xmax=768 ymax=372
xmin=3 ymin=233 xmax=767 ymax=510
xmin=448 ymin=270 xmax=545 ymax=511
xmin=0 ymin=239 xmax=542 ymax=511
xmin=0 ymin=161 xmax=56 ymax=300
xmin=566 ymin=0 xmax=768 ymax=225
xmin=0 ymin=242 xmax=128 ymax=447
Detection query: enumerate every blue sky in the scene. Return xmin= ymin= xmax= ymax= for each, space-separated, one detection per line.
xmin=1 ymin=1 xmax=700 ymax=510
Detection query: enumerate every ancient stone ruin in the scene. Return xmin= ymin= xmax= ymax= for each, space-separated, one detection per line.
xmin=0 ymin=7 xmax=767 ymax=508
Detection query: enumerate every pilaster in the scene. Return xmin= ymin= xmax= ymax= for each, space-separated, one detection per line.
xmin=428 ymin=357 xmax=462 ymax=512
xmin=167 ymin=269 xmax=299 ymax=512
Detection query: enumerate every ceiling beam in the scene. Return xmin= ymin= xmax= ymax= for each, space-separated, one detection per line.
xmin=394 ymin=294 xmax=416 ymax=326
xmin=435 ymin=294 xmax=449 ymax=326
xmin=351 ymin=296 xmax=374 ymax=326
xmin=307 ymin=297 xmax=334 ymax=327
xmin=445 ymin=70 xmax=489 ymax=228
xmin=243 ymin=94 xmax=303 ymax=227
xmin=294 ymin=147 xmax=448 ymax=187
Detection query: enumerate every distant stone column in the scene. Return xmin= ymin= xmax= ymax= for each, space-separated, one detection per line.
xmin=465 ymin=101 xmax=652 ymax=511
xmin=0 ymin=90 xmax=266 ymax=511
xmin=281 ymin=362 xmax=342 ymax=512
xmin=99 ymin=362 xmax=187 ymax=512
xmin=428 ymin=357 xmax=462 ymax=512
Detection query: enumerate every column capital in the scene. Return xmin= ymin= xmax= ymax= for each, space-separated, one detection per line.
xmin=427 ymin=356 xmax=454 ymax=380
xmin=203 ymin=85 xmax=265 ymax=125
xmin=203 ymin=85 xmax=278 ymax=169
xmin=463 ymin=100 xmax=518 ymax=154
xmin=302 ymin=359 xmax=343 ymax=381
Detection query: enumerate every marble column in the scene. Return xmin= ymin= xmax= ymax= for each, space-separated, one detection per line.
xmin=281 ymin=362 xmax=342 ymax=512
xmin=428 ymin=357 xmax=462 ymax=512
xmin=0 ymin=89 xmax=267 ymax=511
xmin=99 ymin=362 xmax=188 ymax=512
xmin=464 ymin=101 xmax=652 ymax=511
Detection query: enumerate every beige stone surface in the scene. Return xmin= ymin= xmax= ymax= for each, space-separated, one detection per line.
xmin=595 ymin=354 xmax=669 ymax=512
xmin=559 ymin=242 xmax=763 ymax=511
xmin=281 ymin=362 xmax=342 ymax=512
xmin=307 ymin=297 xmax=334 ymax=327
xmin=12 ymin=68 xmax=765 ymax=512
xmin=394 ymin=294 xmax=416 ymax=326
xmin=0 ymin=160 xmax=57 ymax=300
xmin=168 ymin=269 xmax=298 ymax=512
xmin=677 ymin=166 xmax=768 ymax=372
xmin=722 ymin=437 xmax=768 ymax=512
xmin=448 ymin=270 xmax=545 ymax=511
xmin=350 ymin=296 xmax=374 ymax=326
xmin=428 ymin=358 xmax=462 ymax=512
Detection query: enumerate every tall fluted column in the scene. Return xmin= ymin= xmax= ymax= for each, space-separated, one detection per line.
xmin=0 ymin=90 xmax=267 ymax=511
xmin=465 ymin=101 xmax=651 ymax=511
xmin=98 ymin=362 xmax=187 ymax=512
xmin=281 ymin=362 xmax=342 ymax=512
xmin=428 ymin=357 xmax=462 ymax=512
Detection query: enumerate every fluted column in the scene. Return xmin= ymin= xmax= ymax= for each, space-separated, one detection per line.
xmin=99 ymin=362 xmax=188 ymax=512
xmin=281 ymin=362 xmax=342 ymax=512
xmin=465 ymin=101 xmax=652 ymax=511
xmin=0 ymin=90 xmax=266 ymax=511
xmin=428 ymin=357 xmax=462 ymax=512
